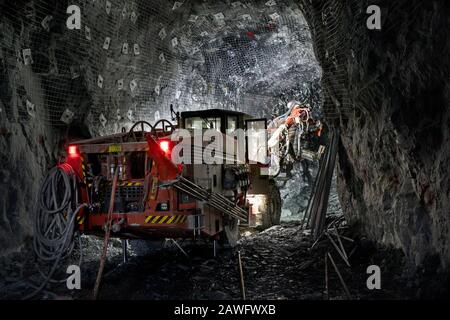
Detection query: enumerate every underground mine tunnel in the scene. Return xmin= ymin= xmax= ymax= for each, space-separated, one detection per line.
xmin=0 ymin=0 xmax=449 ymax=304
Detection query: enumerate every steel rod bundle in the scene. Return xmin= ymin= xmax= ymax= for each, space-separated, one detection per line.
xmin=173 ymin=176 xmax=248 ymax=222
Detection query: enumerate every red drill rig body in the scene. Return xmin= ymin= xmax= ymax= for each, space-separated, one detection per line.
xmin=62 ymin=109 xmax=282 ymax=244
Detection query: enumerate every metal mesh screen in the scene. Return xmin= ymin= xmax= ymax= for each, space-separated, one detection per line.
xmin=0 ymin=0 xmax=326 ymax=132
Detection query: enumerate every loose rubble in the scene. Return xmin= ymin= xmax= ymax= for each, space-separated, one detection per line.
xmin=1 ymin=220 xmax=449 ymax=300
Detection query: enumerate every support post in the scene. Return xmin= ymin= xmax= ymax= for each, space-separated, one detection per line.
xmin=238 ymin=250 xmax=246 ymax=300
xmin=122 ymin=240 xmax=128 ymax=263
xmin=92 ymin=168 xmax=119 ymax=300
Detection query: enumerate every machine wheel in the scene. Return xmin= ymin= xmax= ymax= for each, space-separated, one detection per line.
xmin=152 ymin=119 xmax=175 ymax=135
xmin=222 ymin=217 xmax=240 ymax=247
xmin=262 ymin=180 xmax=282 ymax=229
xmin=126 ymin=121 xmax=154 ymax=142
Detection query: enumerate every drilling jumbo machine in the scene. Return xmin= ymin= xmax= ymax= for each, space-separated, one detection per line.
xmin=33 ymin=104 xmax=322 ymax=270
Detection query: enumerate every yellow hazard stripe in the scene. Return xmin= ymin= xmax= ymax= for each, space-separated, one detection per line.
xmin=166 ymin=216 xmax=176 ymax=224
xmin=158 ymin=216 xmax=169 ymax=224
xmin=76 ymin=216 xmax=84 ymax=225
xmin=81 ymin=158 xmax=87 ymax=183
xmin=144 ymin=215 xmax=188 ymax=224
xmin=117 ymin=182 xmax=143 ymax=187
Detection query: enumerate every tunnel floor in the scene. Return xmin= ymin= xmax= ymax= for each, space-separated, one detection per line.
xmin=2 ymin=221 xmax=434 ymax=300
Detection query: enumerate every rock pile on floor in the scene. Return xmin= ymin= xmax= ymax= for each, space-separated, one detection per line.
xmin=2 ymin=221 xmax=449 ymax=300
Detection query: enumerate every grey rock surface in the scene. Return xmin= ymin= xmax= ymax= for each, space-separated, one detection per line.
xmin=302 ymin=0 xmax=449 ymax=268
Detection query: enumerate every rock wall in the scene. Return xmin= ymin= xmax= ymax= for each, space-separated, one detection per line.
xmin=0 ymin=20 xmax=53 ymax=255
xmin=301 ymin=0 xmax=449 ymax=268
xmin=0 ymin=1 xmax=92 ymax=256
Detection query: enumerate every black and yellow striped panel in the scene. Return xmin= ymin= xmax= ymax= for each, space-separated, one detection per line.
xmin=117 ymin=182 xmax=143 ymax=187
xmin=86 ymin=182 xmax=143 ymax=188
xmin=76 ymin=216 xmax=85 ymax=225
xmin=144 ymin=215 xmax=187 ymax=224
xmin=81 ymin=157 xmax=87 ymax=184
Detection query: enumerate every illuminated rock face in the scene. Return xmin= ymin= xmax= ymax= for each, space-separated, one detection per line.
xmin=0 ymin=0 xmax=448 ymax=271
xmin=302 ymin=0 xmax=449 ymax=268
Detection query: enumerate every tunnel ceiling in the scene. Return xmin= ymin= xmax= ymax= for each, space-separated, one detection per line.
xmin=0 ymin=0 xmax=322 ymax=135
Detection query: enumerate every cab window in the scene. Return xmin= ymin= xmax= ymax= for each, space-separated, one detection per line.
xmin=185 ymin=117 xmax=221 ymax=131
xmin=227 ymin=115 xmax=238 ymax=134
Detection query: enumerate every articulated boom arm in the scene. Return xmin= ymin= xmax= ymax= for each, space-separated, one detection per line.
xmin=267 ymin=103 xmax=323 ymax=177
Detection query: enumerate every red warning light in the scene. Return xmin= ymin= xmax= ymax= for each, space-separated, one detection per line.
xmin=68 ymin=145 xmax=79 ymax=157
xmin=159 ymin=140 xmax=170 ymax=154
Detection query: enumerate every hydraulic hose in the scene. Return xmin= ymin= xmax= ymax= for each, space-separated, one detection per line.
xmin=24 ymin=164 xmax=86 ymax=299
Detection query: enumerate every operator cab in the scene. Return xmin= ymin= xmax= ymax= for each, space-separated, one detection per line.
xmin=180 ymin=109 xmax=269 ymax=165
xmin=180 ymin=109 xmax=252 ymax=134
